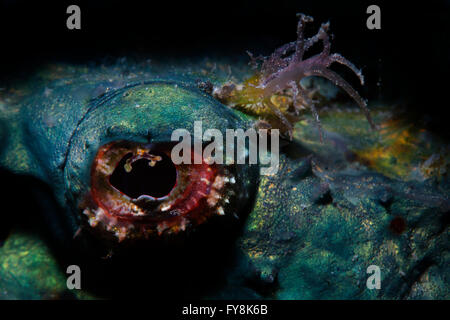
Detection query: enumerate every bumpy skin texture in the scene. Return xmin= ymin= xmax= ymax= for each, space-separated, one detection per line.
xmin=233 ymin=139 xmax=449 ymax=299
xmin=0 ymin=63 xmax=257 ymax=243
xmin=0 ymin=59 xmax=449 ymax=299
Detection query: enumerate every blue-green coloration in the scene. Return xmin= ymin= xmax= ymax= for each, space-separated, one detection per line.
xmin=0 ymin=58 xmax=448 ymax=299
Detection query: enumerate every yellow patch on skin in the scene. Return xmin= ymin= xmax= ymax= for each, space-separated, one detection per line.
xmin=215 ymin=74 xmax=294 ymax=126
xmin=354 ymin=119 xmax=431 ymax=180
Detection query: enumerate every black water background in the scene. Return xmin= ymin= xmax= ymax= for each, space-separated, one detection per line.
xmin=0 ymin=0 xmax=449 ymax=138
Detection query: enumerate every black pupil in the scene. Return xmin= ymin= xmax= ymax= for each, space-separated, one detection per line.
xmin=110 ymin=152 xmax=177 ymax=199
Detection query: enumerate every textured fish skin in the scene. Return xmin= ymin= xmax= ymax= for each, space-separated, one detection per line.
xmin=0 ymin=59 xmax=448 ymax=299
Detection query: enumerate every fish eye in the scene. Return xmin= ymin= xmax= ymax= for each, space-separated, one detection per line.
xmin=63 ymin=81 xmax=259 ymax=243
xmin=83 ymin=140 xmax=241 ymax=242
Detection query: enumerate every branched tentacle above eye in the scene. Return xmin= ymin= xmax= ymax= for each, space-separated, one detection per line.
xmin=266 ymin=99 xmax=294 ymax=139
xmin=290 ymin=80 xmax=324 ymax=142
xmin=293 ymin=13 xmax=313 ymax=62
xmin=306 ymin=23 xmax=332 ymax=61
xmin=214 ymin=13 xmax=375 ymax=140
xmin=328 ymin=53 xmax=365 ymax=85
xmin=304 ymin=68 xmax=375 ymax=129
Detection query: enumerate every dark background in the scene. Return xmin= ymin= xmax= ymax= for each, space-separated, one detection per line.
xmin=0 ymin=0 xmax=449 ymax=137
xmin=0 ymin=0 xmax=449 ymax=299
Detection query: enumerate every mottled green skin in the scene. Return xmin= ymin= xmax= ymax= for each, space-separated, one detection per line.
xmin=0 ymin=228 xmax=96 ymax=299
xmin=218 ymin=109 xmax=449 ymax=300
xmin=0 ymin=59 xmax=448 ymax=299
xmin=235 ymin=154 xmax=449 ymax=299
xmin=0 ymin=61 xmax=256 ymax=243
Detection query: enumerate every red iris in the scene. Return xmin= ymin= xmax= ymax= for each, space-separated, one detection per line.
xmin=80 ymin=141 xmax=234 ymax=242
